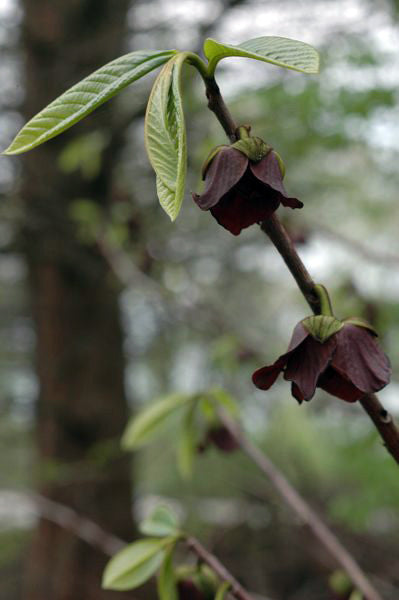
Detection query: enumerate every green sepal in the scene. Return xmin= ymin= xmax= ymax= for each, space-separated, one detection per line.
xmin=302 ymin=315 xmax=343 ymax=343
xmin=195 ymin=565 xmax=219 ymax=597
xmin=201 ymin=145 xmax=229 ymax=178
xmin=215 ymin=581 xmax=231 ymax=600
xmin=342 ymin=317 xmax=378 ymax=336
xmin=231 ymin=136 xmax=271 ymax=162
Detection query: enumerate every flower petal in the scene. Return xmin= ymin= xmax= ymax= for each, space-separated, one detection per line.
xmin=252 ymin=324 xmax=309 ymax=391
xmin=252 ymin=356 xmax=287 ymax=390
xmin=192 ymin=147 xmax=248 ymax=210
xmin=210 ymin=184 xmax=279 ymax=235
xmin=331 ymin=325 xmax=391 ymax=394
xmin=317 ymin=366 xmax=363 ymax=402
xmin=284 ymin=335 xmax=335 ymax=401
xmin=250 ymin=152 xmax=303 ymax=209
xmin=291 ymin=382 xmax=305 ymax=404
xmin=287 ymin=322 xmax=309 ymax=352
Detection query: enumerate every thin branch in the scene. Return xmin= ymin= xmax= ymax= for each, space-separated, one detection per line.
xmin=359 ymin=394 xmax=399 ymax=460
xmin=28 ymin=493 xmax=125 ymax=556
xmin=218 ymin=411 xmax=383 ymax=600
xmin=261 ymin=216 xmax=321 ymax=313
xmin=201 ymin=78 xmax=399 ymax=467
xmin=23 ymin=491 xmax=259 ymax=600
xmin=95 ymin=234 xmax=390 ymax=598
xmin=186 ymin=535 xmax=254 ymax=600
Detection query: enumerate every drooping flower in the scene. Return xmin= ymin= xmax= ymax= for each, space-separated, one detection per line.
xmin=252 ymin=316 xmax=391 ymax=403
xmin=177 ymin=580 xmax=206 ymax=600
xmin=197 ymin=425 xmax=239 ymax=454
xmin=193 ymin=135 xmax=302 ymax=235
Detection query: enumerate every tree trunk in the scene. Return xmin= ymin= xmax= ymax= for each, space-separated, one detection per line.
xmin=20 ymin=2 xmax=135 ymax=598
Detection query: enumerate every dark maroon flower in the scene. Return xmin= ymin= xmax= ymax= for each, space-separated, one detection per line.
xmin=252 ymin=316 xmax=391 ymax=403
xmin=207 ymin=425 xmax=239 ymax=453
xmin=193 ymin=144 xmax=302 ymax=235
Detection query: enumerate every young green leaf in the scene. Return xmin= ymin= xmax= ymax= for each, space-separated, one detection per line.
xmin=140 ymin=505 xmax=180 ymax=538
xmin=209 ymin=388 xmax=239 ymax=416
xmin=102 ymin=538 xmax=171 ymax=591
xmin=177 ymin=403 xmax=198 ymax=479
xmin=145 ymin=53 xmax=187 ymax=221
xmin=157 ymin=545 xmax=178 ymax=600
xmin=4 ymin=50 xmax=177 ymax=155
xmin=121 ymin=393 xmax=191 ymax=450
xmin=204 ymin=36 xmax=319 ymax=75
xmin=215 ymin=581 xmax=231 ymax=600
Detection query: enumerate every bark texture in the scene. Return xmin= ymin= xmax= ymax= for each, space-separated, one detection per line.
xmin=21 ymin=2 xmax=135 ymax=598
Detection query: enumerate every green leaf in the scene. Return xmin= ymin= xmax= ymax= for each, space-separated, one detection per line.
xmin=4 ymin=50 xmax=177 ymax=155
xmin=157 ymin=545 xmax=178 ymax=600
xmin=140 ymin=505 xmax=180 ymax=537
xmin=209 ymin=388 xmax=239 ymax=417
xmin=121 ymin=393 xmax=190 ymax=450
xmin=215 ymin=581 xmax=231 ymax=600
xmin=204 ymin=36 xmax=319 ymax=75
xmin=58 ymin=131 xmax=109 ymax=179
xmin=177 ymin=403 xmax=198 ymax=480
xmin=102 ymin=538 xmax=170 ymax=591
xmin=145 ymin=53 xmax=187 ymax=221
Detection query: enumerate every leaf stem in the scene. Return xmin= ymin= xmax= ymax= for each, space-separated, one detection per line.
xmin=314 ymin=284 xmax=334 ymax=316
xmin=184 ymin=52 xmax=210 ymax=82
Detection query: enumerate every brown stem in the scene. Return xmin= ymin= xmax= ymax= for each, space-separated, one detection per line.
xmin=261 ymin=216 xmax=321 ymax=313
xmin=186 ymin=535 xmax=254 ymax=600
xmin=359 ymin=394 xmax=399 ymax=461
xmin=218 ymin=411 xmax=383 ymax=600
xmin=202 ymin=79 xmax=399 ymax=467
xmin=205 ymin=77 xmax=238 ymax=143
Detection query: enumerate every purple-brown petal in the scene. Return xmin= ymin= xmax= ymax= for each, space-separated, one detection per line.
xmin=291 ymin=382 xmax=305 ymax=404
xmin=287 ymin=322 xmax=310 ymax=352
xmin=210 ymin=184 xmax=279 ymax=235
xmin=250 ymin=152 xmax=303 ymax=210
xmin=252 ymin=324 xmax=309 ymax=391
xmin=284 ymin=335 xmax=336 ymax=401
xmin=252 ymin=356 xmax=287 ymax=390
xmin=207 ymin=426 xmax=239 ymax=452
xmin=317 ymin=366 xmax=364 ymax=402
xmin=193 ymin=147 xmax=248 ymax=210
xmin=331 ymin=324 xmax=391 ymax=394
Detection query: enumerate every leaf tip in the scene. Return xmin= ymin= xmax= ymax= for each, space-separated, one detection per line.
xmin=101 ymin=569 xmax=113 ymax=590
xmin=2 ymin=144 xmax=19 ymax=156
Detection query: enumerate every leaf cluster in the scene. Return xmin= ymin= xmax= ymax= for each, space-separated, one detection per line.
xmin=4 ymin=36 xmax=319 ymax=222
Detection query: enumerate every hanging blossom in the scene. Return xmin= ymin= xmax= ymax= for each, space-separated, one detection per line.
xmin=193 ymin=130 xmax=302 ymax=235
xmin=252 ymin=315 xmax=391 ymax=403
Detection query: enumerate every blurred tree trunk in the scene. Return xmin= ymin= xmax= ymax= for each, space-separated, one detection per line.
xmin=20 ymin=2 xmax=135 ymax=599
